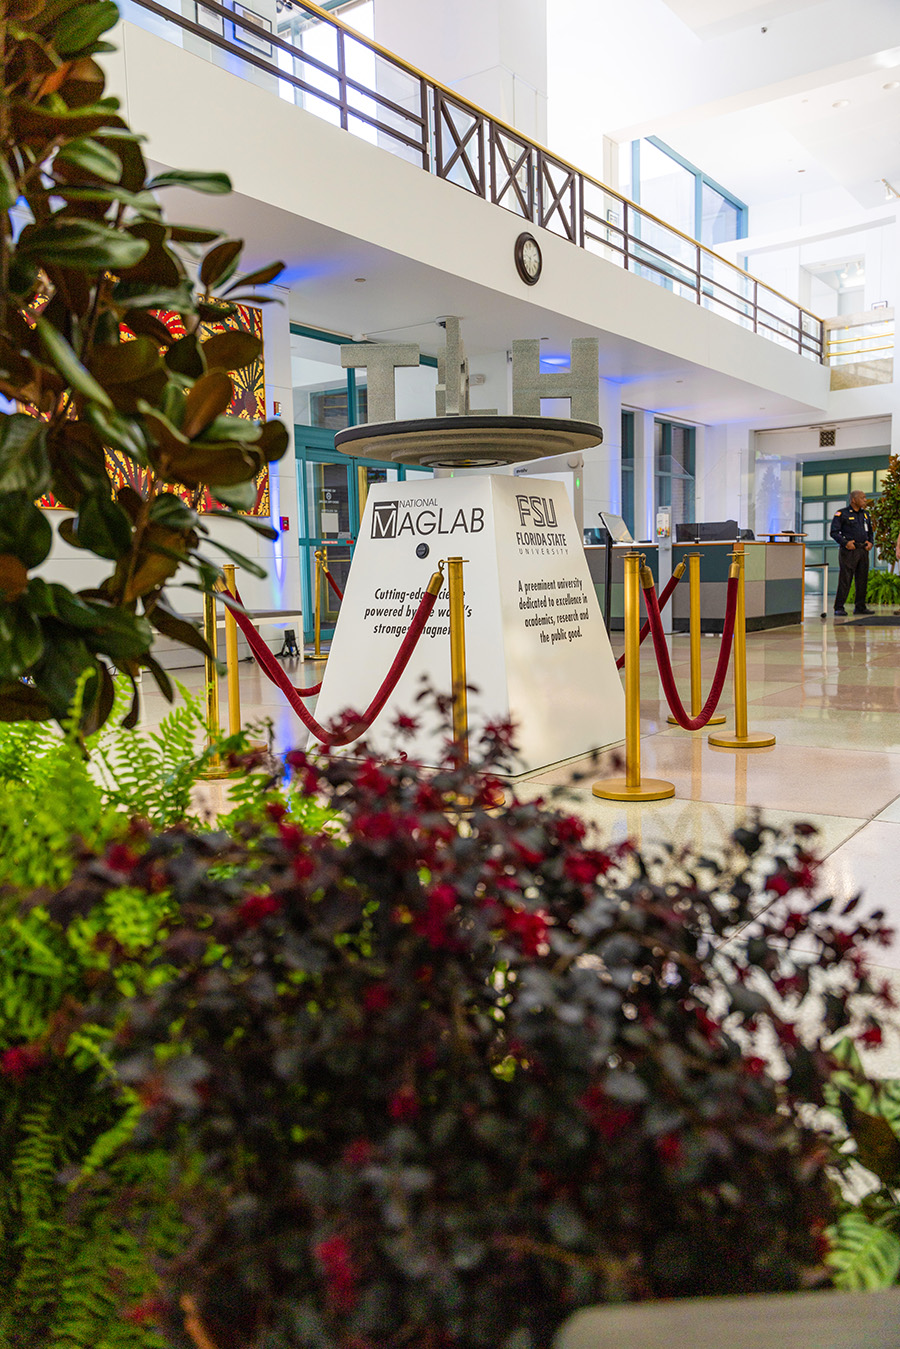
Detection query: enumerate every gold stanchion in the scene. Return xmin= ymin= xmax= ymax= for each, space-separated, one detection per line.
xmin=203 ymin=588 xmax=220 ymax=757
xmin=447 ymin=556 xmax=469 ymax=762
xmin=593 ymin=552 xmax=674 ymax=802
xmin=221 ymin=563 xmax=241 ymax=736
xmin=668 ymin=551 xmax=725 ymax=727
xmin=313 ymin=548 xmax=324 ymax=660
xmin=708 ymin=542 xmax=776 ymax=750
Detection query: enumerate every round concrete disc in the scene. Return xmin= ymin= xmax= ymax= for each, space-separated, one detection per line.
xmin=334 ymin=415 xmax=604 ymax=468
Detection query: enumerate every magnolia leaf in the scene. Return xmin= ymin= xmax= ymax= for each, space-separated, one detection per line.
xmin=165 ymin=442 xmax=263 ymax=489
xmin=88 ymin=335 xmax=168 ymax=413
xmin=165 ymin=334 xmax=205 ymax=379
xmin=200 ymin=330 xmax=260 ymax=372
xmin=208 ymin=539 xmax=266 ymax=578
xmin=0 ymin=604 xmax=44 ymax=682
xmin=840 ymin=1093 xmax=900 ymax=1186
xmin=148 ymin=169 xmax=231 ymax=194
xmin=182 ymin=371 xmax=234 ymax=440
xmin=0 ymin=494 xmax=52 ymax=567
xmin=83 ymin=602 xmax=154 ymax=660
xmin=85 ymin=405 xmax=149 ymax=464
xmin=75 ymin=494 xmax=134 ymax=561
xmin=212 ymin=478 xmax=258 ymax=511
xmin=257 ymin=419 xmax=289 ymax=463
xmin=167 ymin=224 xmax=224 ymax=244
xmin=148 ymin=494 xmax=199 ymax=531
xmin=200 ymin=238 xmax=243 ymax=291
xmin=53 ymin=0 xmax=119 ymax=55
xmin=0 ymin=555 xmax=29 ymax=601
xmin=826 ymin=1213 xmax=900 ymax=1290
xmin=55 ymin=136 xmax=122 ymax=182
xmin=205 ymin=508 xmax=277 ymax=540
xmin=145 ymin=600 xmax=212 ymax=658
xmin=222 ymin=260 xmax=285 ymax=293
xmin=81 ymin=658 xmax=116 ymax=736
xmin=142 ymin=651 xmax=173 ymax=703
xmin=123 ymin=309 xmax=177 ymax=347
xmin=0 ymin=413 xmax=51 ymax=495
xmin=111 ymin=280 xmax=194 ymax=311
xmin=35 ymin=317 xmax=113 ymax=409
xmin=0 ymin=680 xmax=51 ymax=721
xmin=19 ymin=218 xmax=149 ymax=271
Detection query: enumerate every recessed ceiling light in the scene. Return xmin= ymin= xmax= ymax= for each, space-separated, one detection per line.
xmin=832 ymin=99 xmax=850 ymax=108
xmin=354 ymin=277 xmax=366 ymax=283
xmin=884 ymin=81 xmax=900 ymax=90
xmin=797 ymin=168 xmax=806 ymax=173
xmin=675 ymin=379 xmax=683 ymax=384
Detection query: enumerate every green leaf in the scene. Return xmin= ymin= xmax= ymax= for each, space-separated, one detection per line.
xmin=206 ymin=540 xmax=266 ymax=579
xmin=149 ymin=494 xmax=199 ymax=531
xmin=212 ymin=479 xmax=257 ymax=511
xmin=201 ymin=330 xmax=260 ymax=372
xmin=222 ymin=260 xmax=285 ymax=293
xmin=205 ymin=509 xmax=278 ymax=540
xmin=0 ymin=604 xmax=45 ymax=681
xmin=826 ymin=1213 xmax=900 ymax=1290
xmin=83 ymin=603 xmax=153 ymax=661
xmin=85 ymin=406 xmax=149 ymax=464
xmin=182 ymin=371 xmax=234 ymax=439
xmin=32 ymin=629 xmax=93 ymax=714
xmin=55 ymin=136 xmax=122 ymax=181
xmin=147 ymin=169 xmax=232 ymax=194
xmin=112 ymin=280 xmax=195 ymax=311
xmin=200 ymin=238 xmax=243 ymax=291
xmin=19 ymin=218 xmax=149 ymax=271
xmin=53 ymin=0 xmax=119 ymax=54
xmin=0 ymin=494 xmax=52 ymax=567
xmin=0 ymin=158 xmax=16 ymax=213
xmin=145 ymin=600 xmax=212 ymax=659
xmin=167 ymin=224 xmax=224 ymax=244
xmin=75 ymin=494 xmax=134 ymax=561
xmin=35 ymin=317 xmax=113 ymax=409
xmin=0 ymin=414 xmax=51 ymax=496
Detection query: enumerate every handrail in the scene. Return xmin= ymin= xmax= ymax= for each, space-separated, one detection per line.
xmin=124 ymin=0 xmax=825 ymax=362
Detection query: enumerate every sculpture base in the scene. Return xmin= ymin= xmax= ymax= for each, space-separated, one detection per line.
xmin=592 ymin=775 xmax=675 ymax=802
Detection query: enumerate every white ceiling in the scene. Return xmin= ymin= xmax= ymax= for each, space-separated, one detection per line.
xmin=664 ymin=57 xmax=900 ymax=208
xmin=660 ymin=0 xmax=820 ymax=39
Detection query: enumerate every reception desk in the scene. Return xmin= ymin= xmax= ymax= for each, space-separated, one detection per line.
xmin=585 ymin=539 xmax=805 ymax=633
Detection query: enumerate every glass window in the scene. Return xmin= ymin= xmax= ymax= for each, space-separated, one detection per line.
xmin=802 ymin=501 xmax=823 ymax=521
xmin=638 ymin=140 xmax=695 ymax=239
xmin=701 ymin=182 xmax=740 ymax=247
xmin=850 ymin=469 xmax=874 ymax=494
xmin=826 ymin=472 xmax=848 ymax=496
xmin=802 ymin=475 xmax=823 ymax=497
xmin=828 ymin=499 xmax=845 ymax=515
xmin=804 ymin=522 xmax=825 ymax=541
xmin=876 ymin=468 xmax=889 ymax=491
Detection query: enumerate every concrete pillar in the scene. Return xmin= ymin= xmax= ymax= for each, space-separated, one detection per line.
xmin=632 ymin=410 xmax=656 ymax=541
xmin=582 ymin=378 xmax=622 ymax=534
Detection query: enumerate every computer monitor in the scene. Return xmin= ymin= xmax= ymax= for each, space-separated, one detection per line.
xmin=675 ymin=519 xmax=740 ymax=543
xmin=598 ymin=511 xmax=634 ymax=544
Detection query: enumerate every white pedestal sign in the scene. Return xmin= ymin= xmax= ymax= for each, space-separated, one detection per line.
xmin=310 ymin=475 xmax=625 ymax=773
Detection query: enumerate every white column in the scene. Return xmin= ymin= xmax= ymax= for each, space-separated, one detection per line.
xmin=259 ymin=286 xmax=301 ymax=618
xmin=582 ymin=377 xmax=622 ymax=534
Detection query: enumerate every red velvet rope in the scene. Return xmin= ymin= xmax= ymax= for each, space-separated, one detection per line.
xmin=225 ymin=588 xmax=323 ymax=697
xmin=323 ymin=567 xmax=344 ymax=602
xmin=222 ymin=582 xmax=439 ymax=746
xmin=615 ymin=566 xmax=682 ymax=670
xmin=642 ymin=574 xmax=739 ymax=730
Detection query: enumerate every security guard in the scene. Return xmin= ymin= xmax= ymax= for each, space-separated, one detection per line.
xmin=829 ymin=489 xmax=874 ymax=617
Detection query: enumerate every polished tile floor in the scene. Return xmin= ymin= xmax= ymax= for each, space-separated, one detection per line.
xmin=143 ymin=600 xmax=900 ymax=1011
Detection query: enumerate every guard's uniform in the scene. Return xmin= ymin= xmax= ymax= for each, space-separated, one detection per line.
xmin=830 ymin=503 xmax=874 ymax=613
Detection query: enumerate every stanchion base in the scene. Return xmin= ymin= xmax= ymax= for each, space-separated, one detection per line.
xmin=667 ymin=713 xmax=726 ymax=727
xmin=707 ymin=731 xmax=776 ymax=749
xmin=592 ymin=776 xmax=675 ymax=802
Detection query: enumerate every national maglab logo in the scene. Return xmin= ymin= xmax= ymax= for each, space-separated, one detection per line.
xmin=370 ymin=497 xmax=484 ymax=540
xmin=372 ymin=500 xmax=400 ymax=539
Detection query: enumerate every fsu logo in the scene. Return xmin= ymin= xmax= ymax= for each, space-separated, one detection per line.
xmin=516 ymin=494 xmax=558 ymax=529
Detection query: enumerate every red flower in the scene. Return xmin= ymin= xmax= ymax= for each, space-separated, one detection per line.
xmin=564 ymin=851 xmax=610 ymax=885
xmin=362 ymin=982 xmax=394 ymax=1014
xmin=858 ymin=1025 xmax=884 ymax=1048
xmin=1 ymin=1044 xmax=45 ymax=1083
xmin=394 ymin=712 xmax=419 ymax=737
xmin=236 ymin=893 xmax=282 ymax=928
xmin=655 ymin=1132 xmax=682 ymax=1166
xmin=342 ymin=1138 xmax=374 ymax=1167
xmin=744 ymin=1056 xmax=767 ymax=1078
xmin=354 ymin=811 xmax=399 ymax=842
xmin=292 ymin=853 xmax=314 ymax=882
xmin=314 ymin=1234 xmax=357 ymax=1312
xmin=765 ymin=873 xmax=792 ymax=897
xmin=502 ymin=905 xmax=549 ymax=957
xmin=122 ymin=1299 xmax=168 ymax=1326
xmin=266 ymin=801 xmax=288 ymax=823
xmin=106 ymin=843 xmax=138 ymax=875
xmin=388 ymin=1086 xmax=420 ymax=1120
xmin=555 ymin=815 xmax=586 ymax=845
xmin=412 ymin=884 xmax=458 ymax=947
xmin=357 ymin=759 xmax=391 ymax=795
xmin=579 ymin=1085 xmax=636 ymax=1140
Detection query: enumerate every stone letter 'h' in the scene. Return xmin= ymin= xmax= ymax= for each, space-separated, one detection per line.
xmin=511 ymin=338 xmax=600 ymax=424
xmin=340 ymin=343 xmax=420 ymax=423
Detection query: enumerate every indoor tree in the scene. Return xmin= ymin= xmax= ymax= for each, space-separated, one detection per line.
xmin=0 ymin=0 xmax=287 ymax=730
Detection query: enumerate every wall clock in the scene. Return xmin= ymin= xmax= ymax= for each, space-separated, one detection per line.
xmin=514 ymin=231 xmax=542 ymax=285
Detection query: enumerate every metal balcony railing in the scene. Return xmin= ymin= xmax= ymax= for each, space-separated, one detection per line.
xmin=122 ymin=0 xmax=825 ymax=364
